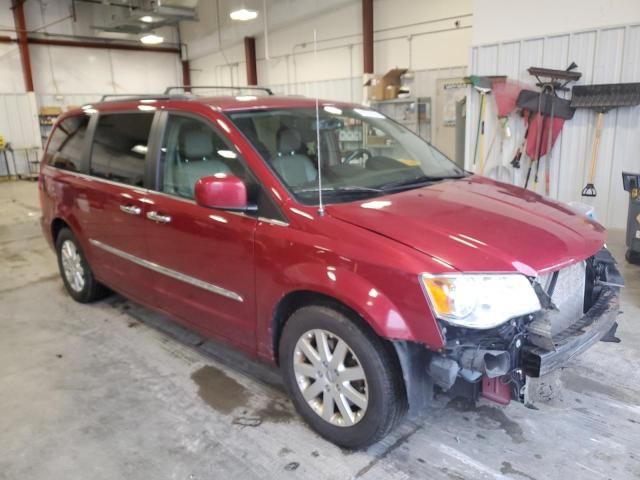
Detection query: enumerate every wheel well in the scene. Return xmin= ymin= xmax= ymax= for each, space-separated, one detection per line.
xmin=51 ymin=218 xmax=69 ymax=243
xmin=272 ymin=289 xmax=410 ymax=410
xmin=272 ymin=290 xmax=387 ymax=365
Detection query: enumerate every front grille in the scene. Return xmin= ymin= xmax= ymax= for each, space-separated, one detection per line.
xmin=528 ymin=261 xmax=587 ymax=340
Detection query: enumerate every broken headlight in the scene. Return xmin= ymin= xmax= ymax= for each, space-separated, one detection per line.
xmin=420 ymin=273 xmax=541 ymax=329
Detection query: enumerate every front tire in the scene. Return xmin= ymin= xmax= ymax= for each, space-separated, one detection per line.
xmin=55 ymin=228 xmax=109 ymax=303
xmin=279 ymin=305 xmax=406 ymax=449
xmin=626 ymin=249 xmax=640 ymax=265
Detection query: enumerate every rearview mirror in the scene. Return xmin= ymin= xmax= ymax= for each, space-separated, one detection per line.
xmin=194 ymin=175 xmax=256 ymax=212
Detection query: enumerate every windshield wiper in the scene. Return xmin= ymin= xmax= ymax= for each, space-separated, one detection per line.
xmin=378 ymin=174 xmax=466 ymax=192
xmin=295 ymin=186 xmax=384 ymax=194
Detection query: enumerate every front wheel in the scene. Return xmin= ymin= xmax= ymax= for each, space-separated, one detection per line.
xmin=279 ymin=305 xmax=406 ymax=449
xmin=626 ymin=249 xmax=640 ymax=265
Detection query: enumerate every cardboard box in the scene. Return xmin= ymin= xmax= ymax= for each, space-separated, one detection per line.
xmin=384 ymin=84 xmax=400 ymax=100
xmin=364 ymin=68 xmax=408 ymax=101
xmin=366 ymin=135 xmax=387 ymax=146
xmin=39 ymin=106 xmax=63 ymax=116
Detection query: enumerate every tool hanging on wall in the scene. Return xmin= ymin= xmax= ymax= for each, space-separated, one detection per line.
xmin=517 ymin=90 xmax=573 ymax=189
xmin=484 ymin=78 xmax=526 ymax=181
xmin=570 ymin=82 xmax=640 ymax=197
xmin=510 ymin=113 xmax=530 ymax=169
xmin=467 ymin=75 xmax=506 ymax=174
xmin=517 ymin=64 xmax=581 ymax=192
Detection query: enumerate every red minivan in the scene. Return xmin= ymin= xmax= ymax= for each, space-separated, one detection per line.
xmin=39 ymin=90 xmax=623 ymax=448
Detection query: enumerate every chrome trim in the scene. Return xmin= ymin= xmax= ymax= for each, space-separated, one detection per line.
xmin=89 ymin=238 xmax=244 ymax=303
xmin=258 ymin=216 xmax=289 ymax=227
xmin=146 ymin=211 xmax=172 ymax=223
xmin=120 ymin=205 xmax=141 ymax=215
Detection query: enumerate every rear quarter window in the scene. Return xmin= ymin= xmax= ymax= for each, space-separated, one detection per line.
xmin=90 ymin=113 xmax=154 ymax=187
xmin=45 ymin=115 xmax=90 ymax=172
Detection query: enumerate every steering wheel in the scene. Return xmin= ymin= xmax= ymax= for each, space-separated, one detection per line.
xmin=344 ymin=148 xmax=372 ymax=164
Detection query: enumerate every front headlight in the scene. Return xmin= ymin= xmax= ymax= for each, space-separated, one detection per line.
xmin=420 ymin=273 xmax=541 ymax=329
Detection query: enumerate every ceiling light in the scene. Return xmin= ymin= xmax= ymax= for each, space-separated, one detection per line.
xmin=139 ymin=15 xmax=154 ymax=23
xmin=230 ymin=8 xmax=258 ymax=21
xmin=140 ymin=33 xmax=164 ymax=45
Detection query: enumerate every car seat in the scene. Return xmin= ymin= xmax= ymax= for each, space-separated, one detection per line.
xmin=172 ymin=129 xmax=230 ymax=197
xmin=273 ymin=128 xmax=317 ymax=187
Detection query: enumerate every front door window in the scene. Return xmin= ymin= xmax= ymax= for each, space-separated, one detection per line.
xmin=160 ymin=115 xmax=244 ymax=199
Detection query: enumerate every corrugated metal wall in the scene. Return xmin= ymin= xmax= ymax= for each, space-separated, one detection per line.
xmin=467 ymin=24 xmax=640 ymax=229
xmin=0 ymin=93 xmax=41 ymax=176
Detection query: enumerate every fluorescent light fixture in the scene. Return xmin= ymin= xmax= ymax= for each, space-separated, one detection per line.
xmin=131 ymin=145 xmax=148 ymax=155
xmin=353 ymin=108 xmax=385 ymax=119
xmin=361 ymin=200 xmax=391 ymax=209
xmin=139 ymin=15 xmax=154 ymax=23
xmin=217 ymin=149 xmax=237 ymax=159
xmin=140 ymin=33 xmax=164 ymax=45
xmin=323 ymin=106 xmax=342 ymax=115
xmin=235 ymin=95 xmax=257 ymax=101
xmin=230 ymin=8 xmax=258 ymax=21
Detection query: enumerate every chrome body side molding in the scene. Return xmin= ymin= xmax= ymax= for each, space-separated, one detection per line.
xmin=89 ymin=239 xmax=244 ymax=303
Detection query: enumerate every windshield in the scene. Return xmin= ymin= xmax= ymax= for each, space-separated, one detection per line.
xmin=228 ymin=106 xmax=465 ymax=205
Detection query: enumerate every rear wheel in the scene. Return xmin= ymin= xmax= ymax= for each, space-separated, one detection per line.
xmin=55 ymin=228 xmax=109 ymax=303
xmin=279 ymin=305 xmax=406 ymax=449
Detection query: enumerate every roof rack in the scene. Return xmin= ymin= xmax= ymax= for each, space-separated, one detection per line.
xmin=99 ymin=93 xmax=171 ymax=102
xmin=97 ymin=85 xmax=275 ymax=104
xmin=164 ymin=85 xmax=274 ymax=96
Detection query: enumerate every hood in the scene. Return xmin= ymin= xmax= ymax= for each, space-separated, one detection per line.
xmin=326 ymin=176 xmax=606 ymax=276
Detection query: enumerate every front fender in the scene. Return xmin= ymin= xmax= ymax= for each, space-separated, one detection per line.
xmin=279 ymin=262 xmax=413 ymax=340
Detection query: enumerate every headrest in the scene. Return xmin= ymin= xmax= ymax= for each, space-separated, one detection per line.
xmin=277 ymin=128 xmax=303 ymax=155
xmin=182 ymin=130 xmax=213 ymax=158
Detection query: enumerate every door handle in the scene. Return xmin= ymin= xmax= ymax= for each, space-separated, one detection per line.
xmin=146 ymin=211 xmax=172 ymax=224
xmin=120 ymin=204 xmax=141 ymax=215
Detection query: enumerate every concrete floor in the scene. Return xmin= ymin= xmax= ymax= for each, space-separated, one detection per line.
xmin=1 ymin=180 xmax=639 ymax=480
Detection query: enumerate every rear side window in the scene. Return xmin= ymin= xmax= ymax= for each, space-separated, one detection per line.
xmin=46 ymin=115 xmax=89 ymax=172
xmin=90 ymin=113 xmax=154 ymax=187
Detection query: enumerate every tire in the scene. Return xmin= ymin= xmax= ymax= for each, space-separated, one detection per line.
xmin=279 ymin=305 xmax=406 ymax=449
xmin=626 ymin=249 xmax=640 ymax=265
xmin=55 ymin=228 xmax=110 ymax=303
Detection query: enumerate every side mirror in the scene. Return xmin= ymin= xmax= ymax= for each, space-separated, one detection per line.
xmin=194 ymin=175 xmax=256 ymax=212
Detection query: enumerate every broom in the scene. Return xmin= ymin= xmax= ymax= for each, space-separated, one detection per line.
xmin=571 ymin=83 xmax=640 ymax=197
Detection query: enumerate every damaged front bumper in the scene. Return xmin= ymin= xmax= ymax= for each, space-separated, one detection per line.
xmin=522 ymin=286 xmax=620 ymax=378
xmin=393 ymin=247 xmax=624 ymax=413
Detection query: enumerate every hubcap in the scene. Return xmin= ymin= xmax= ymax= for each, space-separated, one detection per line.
xmin=60 ymin=240 xmax=85 ymax=293
xmin=293 ymin=329 xmax=368 ymax=427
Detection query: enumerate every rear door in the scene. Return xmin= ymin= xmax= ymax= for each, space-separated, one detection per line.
xmin=141 ymin=112 xmax=258 ymax=349
xmin=83 ymin=112 xmax=157 ymax=305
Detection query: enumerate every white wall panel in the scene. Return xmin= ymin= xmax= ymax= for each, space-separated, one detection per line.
xmin=0 ymin=44 xmax=26 ymax=93
xmin=469 ymin=24 xmax=640 ymax=229
xmin=0 ymin=93 xmax=41 ymax=176
xmin=472 ymin=0 xmax=640 ymax=45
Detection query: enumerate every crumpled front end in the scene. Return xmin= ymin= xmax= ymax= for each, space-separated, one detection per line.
xmin=411 ymin=247 xmax=623 ymax=408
